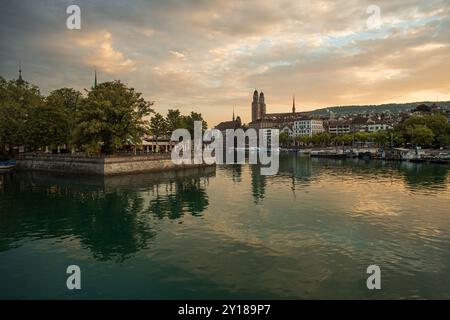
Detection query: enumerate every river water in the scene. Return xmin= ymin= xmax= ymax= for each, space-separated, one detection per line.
xmin=0 ymin=155 xmax=449 ymax=299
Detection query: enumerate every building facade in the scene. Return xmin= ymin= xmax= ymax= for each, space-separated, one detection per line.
xmin=327 ymin=121 xmax=351 ymax=135
xmin=366 ymin=122 xmax=392 ymax=132
xmin=280 ymin=125 xmax=294 ymax=137
xmin=293 ymin=119 xmax=325 ymax=137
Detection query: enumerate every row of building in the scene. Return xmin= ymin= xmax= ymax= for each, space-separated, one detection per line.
xmin=216 ymin=90 xmax=398 ymax=138
xmin=218 ymin=91 xmax=450 ymax=140
xmin=278 ymin=118 xmax=392 ymax=138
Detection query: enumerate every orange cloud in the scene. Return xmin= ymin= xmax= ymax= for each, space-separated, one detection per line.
xmin=73 ymin=31 xmax=136 ymax=74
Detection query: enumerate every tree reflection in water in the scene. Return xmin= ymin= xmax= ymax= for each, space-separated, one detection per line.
xmin=0 ymin=167 xmax=215 ymax=262
xmin=147 ymin=178 xmax=209 ymax=220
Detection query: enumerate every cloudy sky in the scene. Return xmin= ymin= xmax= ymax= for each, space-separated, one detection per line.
xmin=0 ymin=0 xmax=449 ymax=125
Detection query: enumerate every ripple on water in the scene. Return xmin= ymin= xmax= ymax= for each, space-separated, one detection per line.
xmin=1 ymin=157 xmax=449 ymax=299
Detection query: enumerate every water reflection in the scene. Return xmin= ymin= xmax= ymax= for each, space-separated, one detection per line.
xmin=1 ymin=156 xmax=450 ymax=299
xmin=147 ymin=178 xmax=209 ymax=220
xmin=0 ymin=167 xmax=215 ymax=262
xmin=220 ymin=164 xmax=243 ymax=183
xmin=396 ymin=162 xmax=449 ymax=191
xmin=250 ymin=165 xmax=266 ymax=204
xmin=245 ymin=155 xmax=449 ymax=205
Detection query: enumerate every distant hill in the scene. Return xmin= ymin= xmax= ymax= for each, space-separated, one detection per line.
xmin=306 ymin=101 xmax=450 ymax=116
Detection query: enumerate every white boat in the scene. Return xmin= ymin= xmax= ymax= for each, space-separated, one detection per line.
xmin=438 ymin=153 xmax=450 ymax=160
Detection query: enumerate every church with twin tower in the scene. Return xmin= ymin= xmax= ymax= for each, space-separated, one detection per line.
xmin=250 ymin=89 xmax=303 ymax=128
xmin=251 ymin=90 xmax=267 ymax=122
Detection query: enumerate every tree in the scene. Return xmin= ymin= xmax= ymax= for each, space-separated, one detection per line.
xmin=311 ymin=133 xmax=321 ymax=146
xmin=404 ymin=114 xmax=448 ymax=136
xmin=436 ymin=134 xmax=450 ymax=148
xmin=165 ymin=109 xmax=183 ymax=133
xmin=410 ymin=125 xmax=435 ymax=147
xmin=296 ymin=135 xmax=310 ymax=146
xmin=399 ymin=113 xmax=450 ymax=147
xmin=0 ymin=77 xmax=43 ymax=153
xmin=183 ymin=111 xmax=207 ymax=136
xmin=34 ymin=88 xmax=83 ymax=151
xmin=390 ymin=130 xmax=405 ymax=147
xmin=334 ymin=134 xmax=352 ymax=146
xmin=371 ymin=130 xmax=390 ymax=147
xmin=0 ymin=76 xmax=10 ymax=154
xmin=74 ymin=81 xmax=154 ymax=155
xmin=279 ymin=132 xmax=292 ymax=147
xmin=149 ymin=113 xmax=167 ymax=152
xmin=355 ymin=131 xmax=370 ymax=143
xmin=311 ymin=132 xmax=331 ymax=146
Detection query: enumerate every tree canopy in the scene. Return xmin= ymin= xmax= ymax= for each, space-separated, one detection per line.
xmin=0 ymin=78 xmax=155 ymax=155
xmin=0 ymin=75 xmax=212 ymax=156
xmin=73 ymin=81 xmax=154 ymax=154
xmin=0 ymin=77 xmax=43 ymax=152
xmin=150 ymin=109 xmax=208 ymax=138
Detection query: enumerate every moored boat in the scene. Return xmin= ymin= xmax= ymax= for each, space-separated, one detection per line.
xmin=0 ymin=160 xmax=16 ymax=171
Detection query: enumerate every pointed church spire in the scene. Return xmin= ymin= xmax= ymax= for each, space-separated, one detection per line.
xmin=17 ymin=60 xmax=25 ymax=85
xmin=94 ymin=67 xmax=98 ymax=88
xmin=292 ymin=94 xmax=296 ymax=114
xmin=233 ymin=105 xmax=235 ymax=121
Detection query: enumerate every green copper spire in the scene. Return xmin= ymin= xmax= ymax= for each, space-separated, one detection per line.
xmin=17 ymin=61 xmax=25 ymax=86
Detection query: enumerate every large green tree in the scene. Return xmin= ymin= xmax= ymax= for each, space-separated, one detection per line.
xmin=0 ymin=77 xmax=43 ymax=153
xmin=74 ymin=81 xmax=154 ymax=154
xmin=397 ymin=113 xmax=450 ymax=147
xmin=149 ymin=113 xmax=168 ymax=150
xmin=371 ymin=130 xmax=390 ymax=147
xmin=165 ymin=109 xmax=184 ymax=133
xmin=409 ymin=125 xmax=435 ymax=147
xmin=27 ymin=88 xmax=83 ymax=151
xmin=183 ymin=111 xmax=208 ymax=136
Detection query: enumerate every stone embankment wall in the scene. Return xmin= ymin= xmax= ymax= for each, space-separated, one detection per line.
xmin=16 ymin=154 xmax=213 ymax=176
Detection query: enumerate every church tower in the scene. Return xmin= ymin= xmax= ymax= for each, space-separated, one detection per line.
xmin=251 ymin=90 xmax=259 ymax=122
xmin=259 ymin=91 xmax=266 ymax=119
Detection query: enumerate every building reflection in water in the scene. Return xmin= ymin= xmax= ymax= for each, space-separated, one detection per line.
xmin=219 ymin=164 xmax=243 ymax=183
xmin=249 ymin=154 xmax=314 ymax=203
xmin=249 ymin=165 xmax=265 ymax=204
xmin=1 ymin=156 xmax=448 ymax=263
xmin=248 ymin=154 xmax=448 ymax=204
xmin=0 ymin=167 xmax=215 ymax=262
